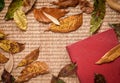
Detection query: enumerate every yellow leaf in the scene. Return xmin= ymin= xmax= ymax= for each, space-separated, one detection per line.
xmin=14 ymin=7 xmax=27 ymax=31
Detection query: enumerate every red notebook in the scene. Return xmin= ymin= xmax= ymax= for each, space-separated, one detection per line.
xmin=66 ymin=29 xmax=120 ymax=83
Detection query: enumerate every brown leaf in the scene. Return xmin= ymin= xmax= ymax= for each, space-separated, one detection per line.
xmin=0 ymin=53 xmax=8 ymax=63
xmin=17 ymin=47 xmax=40 ymax=67
xmin=51 ymin=75 xmax=65 ymax=83
xmin=0 ymin=30 xmax=7 ymax=40
xmin=33 ymin=7 xmax=68 ymax=23
xmin=22 ymin=0 xmax=36 ymax=13
xmin=96 ymin=44 xmax=120 ymax=65
xmin=0 ymin=40 xmax=25 ymax=54
xmin=47 ymin=13 xmax=83 ymax=33
xmin=58 ymin=63 xmax=77 ymax=77
xmin=16 ymin=61 xmax=49 ymax=83
xmin=52 ymin=0 xmax=79 ymax=8
xmin=79 ymin=0 xmax=94 ymax=14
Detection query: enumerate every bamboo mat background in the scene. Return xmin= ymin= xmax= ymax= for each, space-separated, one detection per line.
xmin=0 ymin=0 xmax=120 ymax=83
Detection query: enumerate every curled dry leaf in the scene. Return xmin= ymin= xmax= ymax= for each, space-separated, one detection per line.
xmin=0 ymin=53 xmax=8 ymax=64
xmin=5 ymin=54 xmax=14 ymax=73
xmin=47 ymin=13 xmax=83 ymax=33
xmin=33 ymin=7 xmax=68 ymax=23
xmin=51 ymin=75 xmax=65 ymax=83
xmin=5 ymin=0 xmax=23 ymax=20
xmin=16 ymin=61 xmax=49 ymax=83
xmin=96 ymin=44 xmax=120 ymax=65
xmin=17 ymin=47 xmax=39 ymax=68
xmin=90 ymin=0 xmax=106 ymax=34
xmin=22 ymin=0 xmax=36 ymax=13
xmin=1 ymin=69 xmax=15 ymax=83
xmin=0 ymin=40 xmax=25 ymax=54
xmin=79 ymin=0 xmax=94 ymax=14
xmin=94 ymin=73 xmax=106 ymax=83
xmin=58 ymin=63 xmax=77 ymax=77
xmin=52 ymin=0 xmax=79 ymax=8
xmin=14 ymin=7 xmax=27 ymax=31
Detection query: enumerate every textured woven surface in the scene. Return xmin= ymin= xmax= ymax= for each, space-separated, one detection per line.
xmin=0 ymin=0 xmax=120 ymax=83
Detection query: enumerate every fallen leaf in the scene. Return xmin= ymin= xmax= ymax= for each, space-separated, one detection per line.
xmin=94 ymin=73 xmax=106 ymax=83
xmin=43 ymin=12 xmax=60 ymax=25
xmin=58 ymin=63 xmax=77 ymax=77
xmin=16 ymin=61 xmax=49 ymax=83
xmin=109 ymin=23 xmax=120 ymax=37
xmin=90 ymin=0 xmax=106 ymax=34
xmin=51 ymin=75 xmax=65 ymax=83
xmin=14 ymin=7 xmax=27 ymax=31
xmin=22 ymin=0 xmax=36 ymax=13
xmin=0 ymin=30 xmax=7 ymax=40
xmin=5 ymin=54 xmax=14 ymax=73
xmin=47 ymin=13 xmax=83 ymax=33
xmin=0 ymin=68 xmax=4 ymax=81
xmin=5 ymin=0 xmax=23 ymax=20
xmin=17 ymin=47 xmax=40 ymax=67
xmin=0 ymin=40 xmax=25 ymax=54
xmin=52 ymin=0 xmax=79 ymax=8
xmin=96 ymin=44 xmax=120 ymax=65
xmin=79 ymin=0 xmax=94 ymax=14
xmin=33 ymin=7 xmax=68 ymax=23
xmin=1 ymin=69 xmax=15 ymax=83
xmin=0 ymin=52 xmax=8 ymax=64
xmin=0 ymin=0 xmax=5 ymax=11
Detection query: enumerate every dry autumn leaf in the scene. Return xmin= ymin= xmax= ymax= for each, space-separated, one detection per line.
xmin=51 ymin=75 xmax=65 ymax=83
xmin=58 ymin=63 xmax=77 ymax=77
xmin=22 ymin=0 xmax=36 ymax=13
xmin=33 ymin=7 xmax=68 ymax=23
xmin=47 ymin=13 xmax=83 ymax=33
xmin=0 ymin=53 xmax=8 ymax=64
xmin=52 ymin=0 xmax=79 ymax=8
xmin=16 ymin=61 xmax=49 ymax=83
xmin=14 ymin=7 xmax=27 ymax=31
xmin=17 ymin=47 xmax=40 ymax=68
xmin=0 ymin=40 xmax=25 ymax=54
xmin=96 ymin=44 xmax=120 ymax=65
xmin=0 ymin=30 xmax=7 ymax=40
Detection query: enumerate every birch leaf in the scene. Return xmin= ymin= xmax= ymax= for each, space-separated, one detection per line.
xmin=0 ymin=53 xmax=9 ymax=64
xmin=51 ymin=75 xmax=65 ymax=83
xmin=90 ymin=0 xmax=106 ymax=34
xmin=109 ymin=23 xmax=120 ymax=37
xmin=58 ymin=63 xmax=77 ymax=77
xmin=5 ymin=0 xmax=23 ymax=20
xmin=5 ymin=54 xmax=14 ymax=73
xmin=22 ymin=0 xmax=36 ymax=13
xmin=16 ymin=61 xmax=49 ymax=83
xmin=0 ymin=40 xmax=25 ymax=54
xmin=48 ymin=14 xmax=83 ymax=33
xmin=33 ymin=7 xmax=68 ymax=23
xmin=0 ymin=0 xmax=5 ymax=11
xmin=14 ymin=7 xmax=27 ymax=31
xmin=96 ymin=44 xmax=120 ymax=65
xmin=17 ymin=48 xmax=40 ymax=68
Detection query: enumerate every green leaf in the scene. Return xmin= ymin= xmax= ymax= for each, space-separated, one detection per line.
xmin=58 ymin=63 xmax=77 ymax=77
xmin=14 ymin=7 xmax=27 ymax=31
xmin=90 ymin=0 xmax=106 ymax=34
xmin=109 ymin=23 xmax=120 ymax=37
xmin=51 ymin=75 xmax=65 ymax=83
xmin=5 ymin=0 xmax=23 ymax=20
xmin=0 ymin=0 xmax=4 ymax=11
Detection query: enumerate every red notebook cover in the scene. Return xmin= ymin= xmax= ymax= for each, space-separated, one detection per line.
xmin=66 ymin=29 xmax=120 ymax=83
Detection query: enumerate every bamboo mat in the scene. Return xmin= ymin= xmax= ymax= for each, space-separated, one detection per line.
xmin=0 ymin=0 xmax=120 ymax=83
